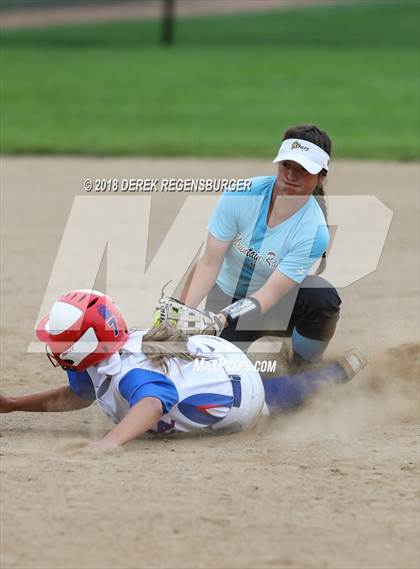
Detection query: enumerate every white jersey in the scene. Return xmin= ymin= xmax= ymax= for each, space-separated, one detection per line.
xmin=81 ymin=332 xmax=266 ymax=434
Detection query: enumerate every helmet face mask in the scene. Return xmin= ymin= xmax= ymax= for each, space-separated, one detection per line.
xmin=45 ymin=345 xmax=67 ymax=369
xmin=37 ymin=290 xmax=129 ymax=372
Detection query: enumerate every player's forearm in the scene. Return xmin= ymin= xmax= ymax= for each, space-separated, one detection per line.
xmin=100 ymin=397 xmax=163 ymax=446
xmin=7 ymin=386 xmax=92 ymax=412
xmin=181 ymin=257 xmax=221 ymax=307
xmin=252 ymin=274 xmax=297 ymax=314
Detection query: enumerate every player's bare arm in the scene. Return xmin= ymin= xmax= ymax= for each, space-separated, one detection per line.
xmin=250 ymin=271 xmax=297 ymax=314
xmin=181 ymin=233 xmax=231 ymax=307
xmin=90 ymin=396 xmax=164 ymax=450
xmin=213 ymin=272 xmax=296 ymax=331
xmin=156 ymin=271 xmax=298 ymax=336
xmin=0 ymin=386 xmax=93 ymax=413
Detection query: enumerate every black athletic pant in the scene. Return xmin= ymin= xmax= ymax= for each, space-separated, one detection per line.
xmin=205 ymin=275 xmax=341 ymax=348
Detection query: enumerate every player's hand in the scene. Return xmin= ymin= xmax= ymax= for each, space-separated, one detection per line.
xmin=0 ymin=393 xmax=15 ymax=413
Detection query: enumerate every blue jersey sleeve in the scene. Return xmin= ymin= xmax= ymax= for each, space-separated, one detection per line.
xmin=208 ymin=192 xmax=238 ymax=242
xmin=118 ymin=368 xmax=179 ymax=414
xmin=278 ymin=224 xmax=330 ymax=283
xmin=66 ymin=370 xmax=96 ymax=401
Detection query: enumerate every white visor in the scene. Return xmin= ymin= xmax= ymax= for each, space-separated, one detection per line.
xmin=273 ymin=138 xmax=330 ymax=174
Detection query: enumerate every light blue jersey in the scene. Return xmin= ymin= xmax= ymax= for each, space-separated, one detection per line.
xmin=208 ymin=176 xmax=329 ymax=298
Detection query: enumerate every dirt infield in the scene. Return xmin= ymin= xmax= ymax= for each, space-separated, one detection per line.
xmin=0 ymin=157 xmax=419 ymax=569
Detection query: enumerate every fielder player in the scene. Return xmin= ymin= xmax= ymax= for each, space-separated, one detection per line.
xmin=178 ymin=124 xmax=341 ymax=368
xmin=0 ymin=290 xmax=365 ymax=450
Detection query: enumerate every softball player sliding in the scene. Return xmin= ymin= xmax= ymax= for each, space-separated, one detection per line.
xmin=0 ymin=290 xmax=365 ymax=450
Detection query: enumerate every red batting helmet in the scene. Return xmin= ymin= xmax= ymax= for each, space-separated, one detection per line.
xmin=36 ymin=289 xmax=129 ymax=372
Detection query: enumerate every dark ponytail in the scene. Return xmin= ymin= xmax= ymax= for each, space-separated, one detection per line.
xmin=282 ymin=124 xmax=332 ymax=274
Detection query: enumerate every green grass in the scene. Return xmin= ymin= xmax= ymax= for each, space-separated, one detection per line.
xmin=1 ymin=1 xmax=419 ymax=159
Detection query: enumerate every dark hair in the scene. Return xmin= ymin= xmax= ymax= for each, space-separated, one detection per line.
xmin=282 ymin=124 xmax=332 ymax=274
